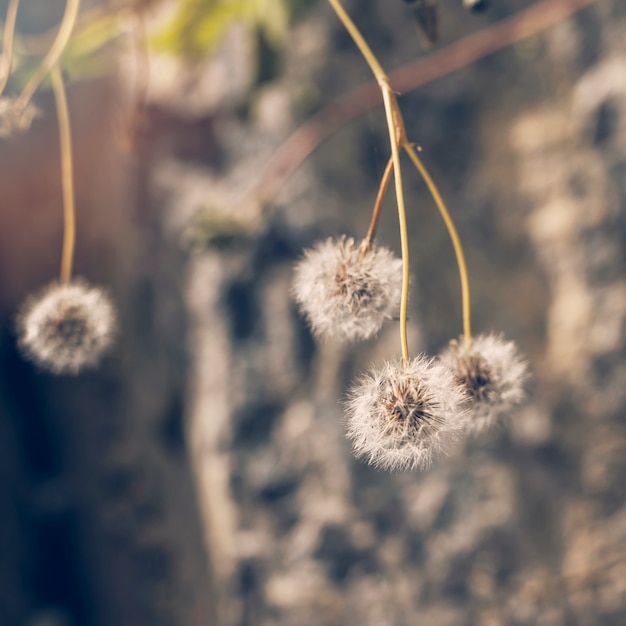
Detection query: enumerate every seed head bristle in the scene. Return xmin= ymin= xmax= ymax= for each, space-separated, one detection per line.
xmin=345 ymin=356 xmax=469 ymax=471
xmin=16 ymin=279 xmax=117 ymax=375
xmin=292 ymin=236 xmax=403 ymax=343
xmin=439 ymin=333 xmax=528 ymax=433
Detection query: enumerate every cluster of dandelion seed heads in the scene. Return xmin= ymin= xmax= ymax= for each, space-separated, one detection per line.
xmin=17 ymin=280 xmax=117 ymax=375
xmin=345 ymin=355 xmax=469 ymax=471
xmin=439 ymin=333 xmax=528 ymax=433
xmin=292 ymin=236 xmax=402 ymax=342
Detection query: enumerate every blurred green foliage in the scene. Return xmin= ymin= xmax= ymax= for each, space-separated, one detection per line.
xmin=1 ymin=0 xmax=319 ymax=95
xmin=151 ymin=0 xmax=317 ymax=61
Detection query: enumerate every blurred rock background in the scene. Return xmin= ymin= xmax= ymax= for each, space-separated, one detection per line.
xmin=1 ymin=0 xmax=625 ymax=624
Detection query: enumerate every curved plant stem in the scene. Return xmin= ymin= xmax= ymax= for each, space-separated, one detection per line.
xmin=328 ymin=0 xmax=411 ymax=362
xmin=328 ymin=0 xmax=475 ymax=350
xmin=363 ymin=156 xmax=393 ymax=247
xmin=51 ymin=65 xmax=75 ymax=285
xmin=14 ymin=0 xmax=81 ymax=114
xmin=326 ymin=0 xmax=386 ymax=78
xmin=382 ymin=84 xmax=410 ymax=363
xmin=403 ymin=143 xmax=472 ymax=342
xmin=0 ymin=0 xmax=20 ymax=96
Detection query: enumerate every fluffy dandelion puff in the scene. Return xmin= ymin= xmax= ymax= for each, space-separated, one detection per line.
xmin=345 ymin=356 xmax=469 ymax=471
xmin=16 ymin=280 xmax=117 ymax=375
xmin=292 ymin=236 xmax=402 ymax=342
xmin=439 ymin=333 xmax=528 ymax=433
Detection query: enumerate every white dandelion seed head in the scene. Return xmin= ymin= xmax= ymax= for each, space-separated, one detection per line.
xmin=16 ymin=279 xmax=117 ymax=375
xmin=439 ymin=333 xmax=528 ymax=433
xmin=291 ymin=236 xmax=403 ymax=342
xmin=345 ymin=356 xmax=469 ymax=471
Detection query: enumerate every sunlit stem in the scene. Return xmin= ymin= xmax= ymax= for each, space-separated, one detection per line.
xmin=0 ymin=0 xmax=20 ymax=96
xmin=328 ymin=0 xmax=410 ymax=362
xmin=14 ymin=0 xmax=80 ymax=113
xmin=382 ymin=85 xmax=410 ymax=362
xmin=51 ymin=65 xmax=75 ymax=285
xmin=327 ymin=0 xmax=387 ymax=78
xmin=403 ymin=143 xmax=472 ymax=342
xmin=363 ymin=156 xmax=393 ymax=248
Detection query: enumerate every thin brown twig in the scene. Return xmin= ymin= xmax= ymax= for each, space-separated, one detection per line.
xmin=363 ymin=155 xmax=394 ymax=248
xmin=254 ymin=0 xmax=600 ymax=207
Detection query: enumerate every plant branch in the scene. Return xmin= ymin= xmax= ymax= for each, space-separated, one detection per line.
xmin=15 ymin=0 xmax=81 ymax=113
xmin=363 ymin=155 xmax=393 ymax=248
xmin=328 ymin=0 xmax=411 ymax=361
xmin=0 ymin=0 xmax=20 ymax=96
xmin=403 ymin=143 xmax=472 ymax=342
xmin=51 ymin=65 xmax=76 ymax=284
xmin=255 ymin=0 xmax=599 ymax=207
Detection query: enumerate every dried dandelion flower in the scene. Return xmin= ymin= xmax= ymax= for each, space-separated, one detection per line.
xmin=292 ymin=236 xmax=402 ymax=342
xmin=345 ymin=356 xmax=469 ymax=470
xmin=439 ymin=333 xmax=528 ymax=433
xmin=0 ymin=97 xmax=39 ymax=138
xmin=16 ymin=280 xmax=117 ymax=374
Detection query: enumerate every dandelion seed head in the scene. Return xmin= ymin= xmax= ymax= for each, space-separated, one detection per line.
xmin=439 ymin=333 xmax=528 ymax=433
xmin=292 ymin=236 xmax=402 ymax=342
xmin=345 ymin=356 xmax=469 ymax=471
xmin=17 ymin=280 xmax=117 ymax=374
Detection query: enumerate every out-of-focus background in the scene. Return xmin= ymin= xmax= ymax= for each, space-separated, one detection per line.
xmin=1 ymin=0 xmax=626 ymax=624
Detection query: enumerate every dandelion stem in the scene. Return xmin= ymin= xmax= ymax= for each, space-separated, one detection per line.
xmin=0 ymin=0 xmax=20 ymax=97
xmin=382 ymin=86 xmax=410 ymax=363
xmin=403 ymin=143 xmax=472 ymax=341
xmin=327 ymin=0 xmax=386 ymax=79
xmin=14 ymin=0 xmax=80 ymax=114
xmin=51 ymin=65 xmax=75 ymax=285
xmin=327 ymin=0 xmax=410 ymax=362
xmin=364 ymin=156 xmax=393 ymax=247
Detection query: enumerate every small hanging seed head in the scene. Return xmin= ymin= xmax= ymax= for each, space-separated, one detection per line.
xmin=16 ymin=280 xmax=117 ymax=375
xmin=345 ymin=356 xmax=469 ymax=471
xmin=439 ymin=333 xmax=528 ymax=433
xmin=292 ymin=236 xmax=403 ymax=343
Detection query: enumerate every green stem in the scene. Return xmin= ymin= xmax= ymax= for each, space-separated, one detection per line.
xmin=327 ymin=0 xmax=410 ymax=362
xmin=0 ymin=0 xmax=20 ymax=96
xmin=382 ymin=84 xmax=410 ymax=362
xmin=327 ymin=0 xmax=386 ymax=79
xmin=403 ymin=143 xmax=472 ymax=342
xmin=51 ymin=65 xmax=75 ymax=285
